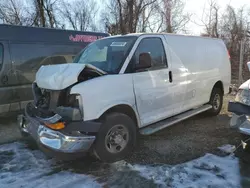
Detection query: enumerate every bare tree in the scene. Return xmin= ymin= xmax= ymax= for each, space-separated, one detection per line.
xmin=199 ymin=0 xmax=220 ymax=37
xmin=60 ymin=0 xmax=98 ymax=31
xmin=0 ymin=0 xmax=33 ymax=26
xmin=155 ymin=0 xmax=191 ymax=33
xmin=44 ymin=0 xmax=58 ymax=28
xmin=101 ymin=0 xmax=120 ymax=34
xmin=33 ymin=0 xmax=59 ymax=28
xmin=220 ymin=6 xmax=248 ymax=53
xmin=137 ymin=2 xmax=159 ymax=32
xmin=34 ymin=0 xmax=46 ymax=27
xmin=218 ymin=5 xmax=250 ymax=83
xmin=103 ymin=0 xmax=157 ymax=34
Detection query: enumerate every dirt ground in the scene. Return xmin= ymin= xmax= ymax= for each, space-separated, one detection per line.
xmin=0 ymin=95 xmax=241 ymax=165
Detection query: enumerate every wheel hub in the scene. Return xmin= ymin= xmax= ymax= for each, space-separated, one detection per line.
xmin=213 ymin=94 xmax=220 ymax=110
xmin=114 ymin=134 xmax=123 ymax=145
xmin=105 ymin=124 xmax=129 ymax=154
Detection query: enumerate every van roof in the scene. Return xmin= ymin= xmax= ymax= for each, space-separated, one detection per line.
xmin=0 ymin=24 xmax=110 ymax=43
xmin=123 ymin=32 xmax=222 ymax=41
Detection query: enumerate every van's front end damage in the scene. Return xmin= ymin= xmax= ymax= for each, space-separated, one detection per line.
xmin=228 ymin=78 xmax=250 ymax=150
xmin=19 ymin=102 xmax=99 ymax=153
xmin=18 ymin=63 xmax=105 ymax=154
xmin=228 ymin=102 xmax=250 ymax=135
xmin=228 ymin=80 xmax=250 ymax=135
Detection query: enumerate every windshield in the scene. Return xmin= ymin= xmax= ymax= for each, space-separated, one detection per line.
xmin=73 ymin=36 xmax=137 ymax=74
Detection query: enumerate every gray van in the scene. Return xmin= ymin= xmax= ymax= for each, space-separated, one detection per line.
xmin=0 ymin=24 xmax=109 ymax=114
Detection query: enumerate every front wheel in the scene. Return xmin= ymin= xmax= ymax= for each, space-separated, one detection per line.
xmin=93 ymin=112 xmax=137 ymax=162
xmin=207 ymin=87 xmax=223 ymax=116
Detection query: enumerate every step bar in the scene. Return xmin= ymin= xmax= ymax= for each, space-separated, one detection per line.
xmin=139 ymin=104 xmax=212 ymax=135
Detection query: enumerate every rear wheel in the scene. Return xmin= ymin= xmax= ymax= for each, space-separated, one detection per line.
xmin=207 ymin=87 xmax=223 ymax=116
xmin=93 ymin=112 xmax=137 ymax=162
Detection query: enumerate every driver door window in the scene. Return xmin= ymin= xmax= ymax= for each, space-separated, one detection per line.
xmin=131 ymin=37 xmax=167 ymax=71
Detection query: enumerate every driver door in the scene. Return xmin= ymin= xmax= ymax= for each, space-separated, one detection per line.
xmin=131 ymin=36 xmax=176 ymax=127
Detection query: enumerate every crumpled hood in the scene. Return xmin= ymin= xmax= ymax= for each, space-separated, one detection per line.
xmin=36 ymin=63 xmax=106 ymax=90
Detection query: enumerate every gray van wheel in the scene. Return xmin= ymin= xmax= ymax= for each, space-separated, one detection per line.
xmin=93 ymin=112 xmax=136 ymax=162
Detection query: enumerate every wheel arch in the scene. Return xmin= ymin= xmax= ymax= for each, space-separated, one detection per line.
xmin=208 ymin=80 xmax=224 ymax=104
xmin=207 ymin=80 xmax=224 ymax=115
xmin=99 ymin=104 xmax=141 ymax=128
xmin=211 ymin=80 xmax=224 ymax=95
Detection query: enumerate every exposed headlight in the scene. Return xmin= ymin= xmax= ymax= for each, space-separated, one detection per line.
xmin=235 ymin=89 xmax=250 ymax=106
xmin=67 ymin=94 xmax=83 ymax=119
xmin=67 ymin=94 xmax=80 ymax=107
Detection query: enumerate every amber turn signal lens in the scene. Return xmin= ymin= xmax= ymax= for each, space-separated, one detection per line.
xmin=45 ymin=122 xmax=65 ymax=130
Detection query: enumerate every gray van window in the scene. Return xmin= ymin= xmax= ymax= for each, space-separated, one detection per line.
xmin=42 ymin=56 xmax=67 ymax=65
xmin=10 ymin=43 xmax=80 ymax=71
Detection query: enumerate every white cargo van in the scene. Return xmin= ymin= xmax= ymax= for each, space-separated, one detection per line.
xmin=19 ymin=33 xmax=231 ymax=162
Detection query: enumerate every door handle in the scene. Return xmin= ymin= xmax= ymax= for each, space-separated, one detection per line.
xmin=169 ymin=71 xmax=173 ymax=83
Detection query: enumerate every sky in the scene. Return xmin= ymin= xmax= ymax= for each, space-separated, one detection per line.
xmin=184 ymin=0 xmax=250 ymax=34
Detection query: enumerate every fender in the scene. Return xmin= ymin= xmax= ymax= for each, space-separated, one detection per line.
xmin=95 ymin=102 xmax=141 ymax=128
xmin=70 ymin=73 xmax=141 ymax=125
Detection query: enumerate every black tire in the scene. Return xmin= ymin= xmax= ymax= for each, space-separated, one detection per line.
xmin=93 ymin=112 xmax=137 ymax=162
xmin=207 ymin=87 xmax=223 ymax=116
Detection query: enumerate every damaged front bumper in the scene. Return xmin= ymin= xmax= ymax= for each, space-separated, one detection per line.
xmin=18 ymin=103 xmax=100 ymax=154
xmin=228 ymin=101 xmax=250 ymax=136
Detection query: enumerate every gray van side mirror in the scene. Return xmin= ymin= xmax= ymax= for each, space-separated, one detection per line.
xmin=135 ymin=52 xmax=152 ymax=71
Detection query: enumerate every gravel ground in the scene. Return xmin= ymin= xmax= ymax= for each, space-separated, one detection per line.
xmin=0 ymin=117 xmax=22 ymax=145
xmin=127 ymin=94 xmax=241 ymax=164
xmin=0 ymin=95 xmax=241 ymax=165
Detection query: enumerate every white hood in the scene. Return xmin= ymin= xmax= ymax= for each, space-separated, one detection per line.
xmin=239 ymin=79 xmax=250 ymax=90
xmin=36 ymin=63 xmax=106 ymax=90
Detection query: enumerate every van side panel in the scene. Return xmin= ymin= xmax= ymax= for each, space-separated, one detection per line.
xmin=204 ymin=39 xmax=231 ymax=94
xmin=165 ymin=35 xmax=230 ymax=110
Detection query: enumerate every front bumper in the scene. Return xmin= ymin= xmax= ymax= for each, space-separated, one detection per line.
xmin=229 ymin=114 xmax=250 ymax=135
xmin=228 ymin=101 xmax=250 ymax=136
xmin=18 ymin=104 xmax=98 ymax=153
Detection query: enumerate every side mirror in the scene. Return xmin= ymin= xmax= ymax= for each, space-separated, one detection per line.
xmin=247 ymin=62 xmax=250 ymax=72
xmin=135 ymin=52 xmax=152 ymax=71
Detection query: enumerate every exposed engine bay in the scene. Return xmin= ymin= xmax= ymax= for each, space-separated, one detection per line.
xmin=31 ymin=64 xmax=106 ymax=121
